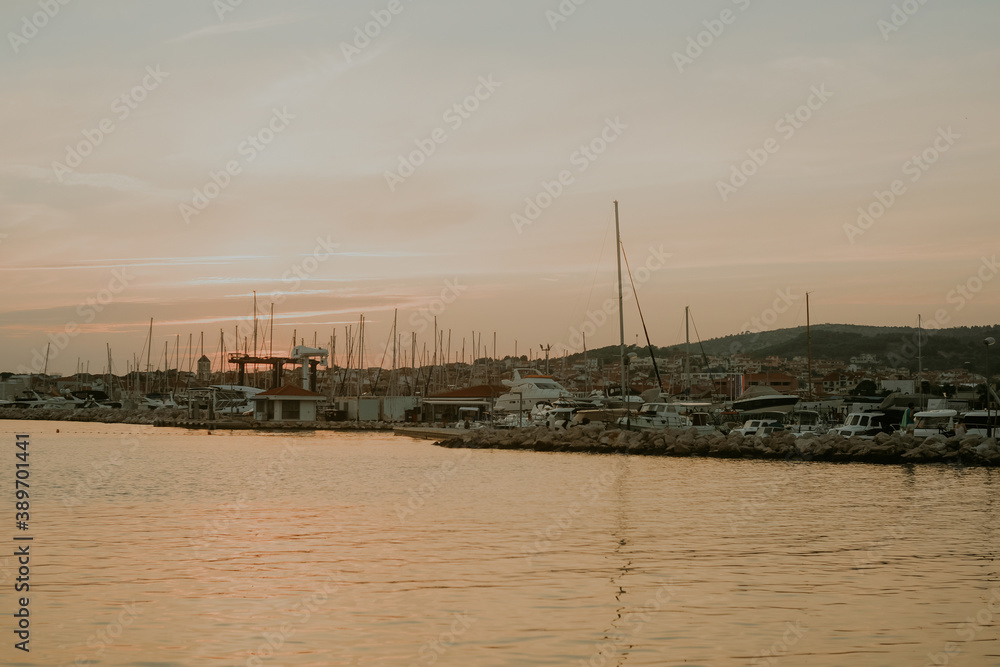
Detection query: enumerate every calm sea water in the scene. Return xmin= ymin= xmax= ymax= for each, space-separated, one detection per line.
xmin=1 ymin=420 xmax=998 ymax=666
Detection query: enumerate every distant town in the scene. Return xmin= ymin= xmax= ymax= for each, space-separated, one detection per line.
xmin=2 ymin=322 xmax=995 ymax=422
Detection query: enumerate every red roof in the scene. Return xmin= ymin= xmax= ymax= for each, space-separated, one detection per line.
xmin=256 ymin=385 xmax=326 ymax=398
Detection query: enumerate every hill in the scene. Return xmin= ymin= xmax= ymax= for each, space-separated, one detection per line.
xmin=560 ymin=324 xmax=999 ymax=373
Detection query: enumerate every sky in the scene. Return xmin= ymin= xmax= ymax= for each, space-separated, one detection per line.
xmin=1 ymin=0 xmax=998 ymax=376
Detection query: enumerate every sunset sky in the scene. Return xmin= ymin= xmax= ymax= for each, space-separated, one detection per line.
xmin=1 ymin=0 xmax=998 ymax=376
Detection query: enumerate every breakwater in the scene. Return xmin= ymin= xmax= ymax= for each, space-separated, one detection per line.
xmin=433 ymin=425 xmax=1000 ymax=466
xmin=0 ymin=407 xmax=179 ymax=425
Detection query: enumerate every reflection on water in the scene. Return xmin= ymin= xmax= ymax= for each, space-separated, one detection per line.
xmin=2 ymin=421 xmax=998 ymax=666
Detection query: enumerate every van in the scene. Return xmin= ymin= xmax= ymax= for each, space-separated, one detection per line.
xmin=835 ymin=411 xmax=894 ymax=438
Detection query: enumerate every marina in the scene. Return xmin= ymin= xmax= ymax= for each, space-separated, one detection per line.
xmin=2 ymin=2 xmax=998 ymax=664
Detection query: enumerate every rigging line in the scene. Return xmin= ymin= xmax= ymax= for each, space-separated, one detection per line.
xmin=371 ymin=321 xmax=393 ymax=392
xmin=672 ymin=318 xmax=685 ymax=348
xmin=790 ymin=291 xmax=807 ymax=328
xmin=687 ymin=308 xmax=711 ymax=369
xmin=621 ymin=243 xmax=664 ymax=392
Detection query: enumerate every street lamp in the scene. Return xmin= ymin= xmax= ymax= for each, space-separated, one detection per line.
xmin=986 ymin=337 xmax=996 ymax=437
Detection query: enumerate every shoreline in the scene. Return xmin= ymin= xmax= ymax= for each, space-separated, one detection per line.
xmin=0 ymin=408 xmax=394 ymax=431
xmin=430 ymin=425 xmax=1000 ymax=466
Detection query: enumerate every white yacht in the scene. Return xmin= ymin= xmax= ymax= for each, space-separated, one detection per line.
xmin=732 ymin=386 xmax=800 ymax=414
xmin=494 ymin=369 xmax=576 ymax=413
xmin=959 ymin=410 xmax=997 ymax=437
xmin=618 ymin=402 xmax=688 ymax=430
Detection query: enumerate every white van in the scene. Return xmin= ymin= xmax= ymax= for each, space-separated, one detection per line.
xmin=835 ymin=412 xmax=894 ymax=438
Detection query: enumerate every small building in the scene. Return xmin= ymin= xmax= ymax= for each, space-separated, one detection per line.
xmin=197 ymin=355 xmax=212 ymax=382
xmin=253 ymin=385 xmax=326 ymax=422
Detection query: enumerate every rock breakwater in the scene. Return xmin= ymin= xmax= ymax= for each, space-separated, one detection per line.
xmin=434 ymin=425 xmax=1000 ymax=466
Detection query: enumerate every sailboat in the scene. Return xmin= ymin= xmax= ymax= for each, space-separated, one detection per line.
xmin=605 ymin=202 xmax=715 ymax=433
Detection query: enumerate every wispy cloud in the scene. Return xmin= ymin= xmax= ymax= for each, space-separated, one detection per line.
xmin=4 ymin=164 xmax=181 ymax=198
xmin=167 ymin=15 xmax=307 ymax=44
xmin=0 ymin=256 xmax=276 ymax=272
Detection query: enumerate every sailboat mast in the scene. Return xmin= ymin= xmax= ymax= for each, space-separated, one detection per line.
xmin=806 ymin=292 xmax=813 ymax=400
xmin=390 ymin=309 xmax=398 ymax=397
xmin=685 ymin=306 xmax=691 ymax=395
xmin=917 ymin=314 xmax=923 ymax=408
xmin=106 ymin=343 xmax=113 ymax=399
xmin=145 ymin=318 xmax=153 ymax=394
xmin=614 ymin=200 xmax=626 ymax=404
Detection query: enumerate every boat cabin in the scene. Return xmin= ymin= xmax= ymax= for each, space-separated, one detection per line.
xmin=913 ymin=409 xmax=957 ymax=438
